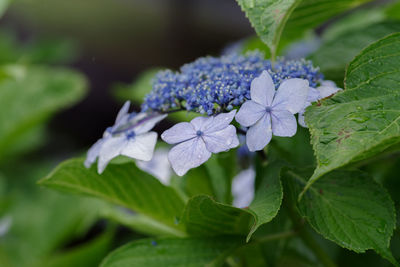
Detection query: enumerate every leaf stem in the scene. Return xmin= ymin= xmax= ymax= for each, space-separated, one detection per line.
xmin=285 ymin=199 xmax=337 ymax=267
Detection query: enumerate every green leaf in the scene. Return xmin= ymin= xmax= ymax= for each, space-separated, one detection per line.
xmin=310 ymin=22 xmax=400 ymax=84
xmin=246 ymin=161 xmax=283 ymax=241
xmin=181 ymin=195 xmax=252 ymax=237
xmin=181 ymin=159 xmax=283 ymax=241
xmin=235 ymin=0 xmax=300 ymax=57
xmin=283 ymin=168 xmax=397 ymax=265
xmin=100 ymin=237 xmax=243 ymax=267
xmin=0 ymin=65 xmax=87 ymax=160
xmin=39 ymin=158 xmax=186 ymax=236
xmin=303 ymin=32 xmax=400 ymax=194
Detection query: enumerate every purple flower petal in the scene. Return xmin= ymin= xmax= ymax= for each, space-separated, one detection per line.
xmin=168 ymin=137 xmax=211 ymax=176
xmin=246 ymin=113 xmax=272 ymax=152
xmin=271 ymin=110 xmax=297 ymax=137
xmin=298 ymin=112 xmax=307 ymax=128
xmin=190 ymin=116 xmax=211 ymax=131
xmin=250 ymin=70 xmax=275 ymax=107
xmin=134 ymin=113 xmax=167 ymax=135
xmin=121 ymin=132 xmax=158 ymax=161
xmin=318 ymin=85 xmax=342 ymax=99
xmin=203 ymin=125 xmax=239 ymax=153
xmin=161 ymin=122 xmax=196 ymax=144
xmin=235 ymin=101 xmax=266 ymax=127
xmin=272 ymin=78 xmax=309 ymax=114
xmin=115 ymin=101 xmax=131 ymax=124
xmin=204 ymin=110 xmax=236 ymax=133
xmin=84 ymin=138 xmax=105 ymax=168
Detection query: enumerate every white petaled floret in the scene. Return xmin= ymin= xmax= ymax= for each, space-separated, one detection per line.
xmin=84 ymin=101 xmax=167 ymax=174
xmin=161 ymin=110 xmax=239 ymax=176
xmin=235 ymin=70 xmax=309 ymax=152
xmin=136 ymin=148 xmax=172 ymax=185
xmin=298 ymin=80 xmax=343 ymax=128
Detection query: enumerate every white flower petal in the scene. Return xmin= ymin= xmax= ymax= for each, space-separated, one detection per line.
xmin=115 ymin=101 xmax=131 ymax=124
xmin=168 ymin=137 xmax=211 ymax=176
xmin=134 ymin=113 xmax=167 ymax=135
xmin=136 ymin=148 xmax=171 ymax=185
xmin=204 ymin=110 xmax=236 ymax=133
xmin=271 ymin=110 xmax=297 ymax=137
xmin=317 ymin=85 xmax=342 ymax=99
xmin=272 ymin=78 xmax=309 ymax=114
xmin=232 ymin=168 xmax=255 ymax=208
xmin=161 ymin=122 xmax=196 ymax=144
xmin=298 ymin=112 xmax=307 ymax=128
xmin=235 ymin=101 xmax=266 ymax=127
xmin=203 ymin=125 xmax=239 ymax=153
xmin=321 ymin=80 xmax=336 ymax=87
xmin=246 ymin=113 xmax=272 ymax=152
xmin=98 ymin=136 xmax=127 ymax=173
xmin=121 ymin=132 xmax=158 ymax=161
xmin=84 ymin=138 xmax=105 ymax=168
xmin=250 ymin=70 xmax=275 ymax=106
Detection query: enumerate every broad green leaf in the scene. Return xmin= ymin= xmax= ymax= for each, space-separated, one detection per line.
xmin=236 ymin=0 xmax=373 ymax=57
xmin=283 ymin=168 xmax=397 ymax=265
xmin=235 ymin=0 xmax=300 ymax=57
xmin=246 ymin=161 xmax=283 ymax=241
xmin=181 ymin=159 xmax=283 ymax=241
xmin=0 ymin=0 xmax=9 ymax=18
xmin=0 ymin=65 xmax=87 ymax=160
xmin=100 ymin=237 xmax=243 ymax=267
xmin=303 ymin=33 xmax=400 ymax=194
xmin=310 ymin=22 xmax=400 ymax=84
xmin=102 ymin=206 xmax=183 ymax=237
xmin=283 ymin=0 xmax=374 ymax=40
xmin=39 ymin=158 xmax=186 ymax=236
xmin=181 ymin=195 xmax=252 ymax=236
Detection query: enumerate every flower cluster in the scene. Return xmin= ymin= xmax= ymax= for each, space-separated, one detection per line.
xmin=86 ymin=52 xmax=340 ymax=176
xmin=142 ymin=52 xmax=323 ymax=115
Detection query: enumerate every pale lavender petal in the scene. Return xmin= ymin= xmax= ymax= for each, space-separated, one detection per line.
xmin=115 ymin=101 xmax=131 ymax=124
xmin=190 ymin=116 xmax=212 ymax=131
xmin=318 ymin=85 xmax=342 ymax=99
xmin=136 ymin=148 xmax=171 ymax=185
xmin=246 ymin=113 xmax=272 ymax=152
xmin=161 ymin=122 xmax=196 ymax=144
xmin=232 ymin=168 xmax=255 ymax=208
xmin=121 ymin=132 xmax=158 ymax=161
xmin=204 ymin=110 xmax=236 ymax=133
xmin=98 ymin=136 xmax=126 ymax=173
xmin=271 ymin=110 xmax=297 ymax=137
xmin=168 ymin=138 xmax=211 ymax=176
xmin=203 ymin=125 xmax=239 ymax=153
xmin=321 ymin=80 xmax=336 ymax=87
xmin=298 ymin=111 xmax=307 ymax=128
xmin=250 ymin=70 xmax=275 ymax=106
xmin=307 ymin=87 xmax=320 ymax=103
xmin=134 ymin=113 xmax=167 ymax=135
xmin=235 ymin=101 xmax=266 ymax=127
xmin=272 ymin=78 xmax=309 ymax=114
xmin=84 ymin=138 xmax=105 ymax=168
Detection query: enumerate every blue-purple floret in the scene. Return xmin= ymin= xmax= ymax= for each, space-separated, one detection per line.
xmin=142 ymin=51 xmax=323 ymax=115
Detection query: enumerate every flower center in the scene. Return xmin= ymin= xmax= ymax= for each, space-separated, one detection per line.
xmin=196 ymin=130 xmax=203 ymax=137
xmin=265 ymin=106 xmax=272 ymax=113
xmin=126 ymin=131 xmax=136 ymax=139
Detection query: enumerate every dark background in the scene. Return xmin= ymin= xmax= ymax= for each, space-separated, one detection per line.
xmin=2 ymin=0 xmax=254 ymax=153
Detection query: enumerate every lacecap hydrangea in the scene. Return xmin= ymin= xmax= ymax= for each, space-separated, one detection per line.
xmin=142 ymin=51 xmax=324 ymax=115
xmin=86 ymin=51 xmax=340 ymax=176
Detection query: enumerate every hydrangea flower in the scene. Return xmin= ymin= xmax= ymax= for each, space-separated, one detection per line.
xmin=85 ymin=101 xmax=167 ymax=174
xmin=142 ymin=51 xmax=323 ymax=115
xmin=136 ymin=148 xmax=171 ymax=185
xmin=232 ymin=168 xmax=255 ymax=208
xmin=298 ymin=80 xmax=342 ymax=127
xmin=235 ymin=71 xmax=309 ymax=151
xmin=161 ymin=110 xmax=239 ymax=176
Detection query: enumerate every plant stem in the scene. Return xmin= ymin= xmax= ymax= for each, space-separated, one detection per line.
xmin=285 ymin=199 xmax=337 ymax=267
